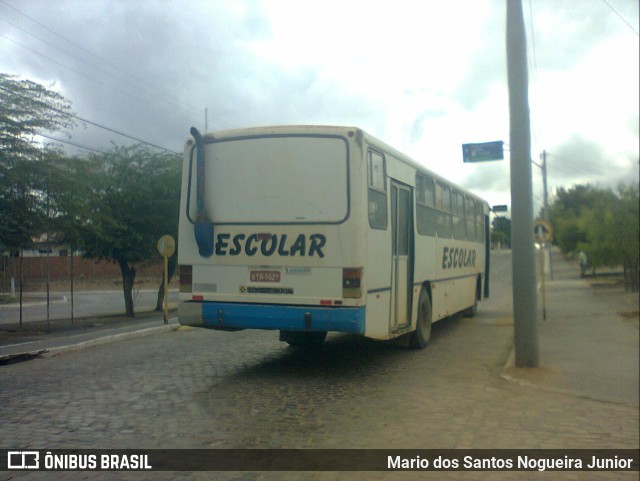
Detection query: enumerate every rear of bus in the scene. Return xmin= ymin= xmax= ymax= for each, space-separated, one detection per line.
xmin=177 ymin=126 xmax=366 ymax=345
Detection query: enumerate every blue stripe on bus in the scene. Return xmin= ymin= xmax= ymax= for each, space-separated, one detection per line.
xmin=201 ymin=302 xmax=366 ymax=334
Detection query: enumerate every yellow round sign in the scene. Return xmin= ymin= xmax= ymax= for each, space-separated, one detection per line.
xmin=157 ymin=235 xmax=176 ymax=257
xmin=533 ymin=219 xmax=553 ymax=243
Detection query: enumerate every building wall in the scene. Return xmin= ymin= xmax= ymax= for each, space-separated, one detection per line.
xmin=1 ymin=254 xmax=165 ymax=292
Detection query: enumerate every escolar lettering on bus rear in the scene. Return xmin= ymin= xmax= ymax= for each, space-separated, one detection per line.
xmin=441 ymin=247 xmax=476 ymax=269
xmin=214 ymin=233 xmax=326 ymax=258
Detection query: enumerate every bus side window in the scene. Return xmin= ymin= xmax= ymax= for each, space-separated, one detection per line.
xmin=368 ymin=150 xmax=387 ymax=230
xmin=436 ymin=182 xmax=452 ymax=238
xmin=416 ymin=174 xmax=436 ymax=236
xmin=476 ymin=203 xmax=485 ymax=242
xmin=452 ymin=190 xmax=465 ymax=240
xmin=465 ymin=197 xmax=476 ymax=241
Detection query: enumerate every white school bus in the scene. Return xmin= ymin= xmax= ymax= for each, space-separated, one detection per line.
xmin=178 ymin=125 xmax=490 ymax=348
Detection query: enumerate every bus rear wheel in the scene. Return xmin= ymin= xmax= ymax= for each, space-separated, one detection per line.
xmin=464 ymin=279 xmax=480 ymax=317
xmin=410 ymin=288 xmax=432 ymax=349
xmin=279 ymin=330 xmax=327 ymax=347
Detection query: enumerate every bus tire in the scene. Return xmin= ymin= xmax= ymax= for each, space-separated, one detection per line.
xmin=279 ymin=330 xmax=327 ymax=347
xmin=410 ymin=288 xmax=432 ymax=349
xmin=464 ymin=278 xmax=480 ymax=317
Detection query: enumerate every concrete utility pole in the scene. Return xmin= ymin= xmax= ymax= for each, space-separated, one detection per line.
xmin=541 ymin=150 xmax=549 ymax=219
xmin=533 ymin=150 xmax=554 ymax=279
xmin=506 ymin=0 xmax=539 ymax=367
xmin=541 ymin=150 xmax=553 ymax=280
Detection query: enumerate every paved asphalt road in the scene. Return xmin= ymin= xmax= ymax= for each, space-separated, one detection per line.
xmin=0 ymin=289 xmax=178 ymax=325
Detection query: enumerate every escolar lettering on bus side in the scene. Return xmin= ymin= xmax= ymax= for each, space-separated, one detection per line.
xmin=214 ymin=233 xmax=326 ymax=258
xmin=441 ymin=247 xmax=476 ymax=269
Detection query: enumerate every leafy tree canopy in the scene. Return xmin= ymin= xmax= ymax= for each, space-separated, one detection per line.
xmin=0 ymin=73 xmax=76 ymax=160
xmin=1 ymin=74 xmax=183 ymax=313
xmin=491 ymin=216 xmax=511 ymax=248
xmin=81 ymin=144 xmax=181 ymax=316
xmin=0 ymin=73 xmax=77 ymax=251
xmin=549 ymin=183 xmax=639 ymax=291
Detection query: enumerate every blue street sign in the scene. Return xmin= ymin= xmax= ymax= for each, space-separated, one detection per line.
xmin=462 ymin=141 xmax=504 ymax=162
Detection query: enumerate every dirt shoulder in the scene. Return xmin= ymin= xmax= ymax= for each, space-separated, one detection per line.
xmin=585 ymin=274 xmax=639 ymax=327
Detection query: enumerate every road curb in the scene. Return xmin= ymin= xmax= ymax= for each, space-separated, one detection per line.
xmin=0 ymin=323 xmax=180 ymax=364
xmin=43 ymin=323 xmax=182 ymax=357
xmin=500 ymin=347 xmax=637 ymax=407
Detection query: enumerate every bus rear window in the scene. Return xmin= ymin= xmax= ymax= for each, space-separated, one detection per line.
xmin=195 ymin=136 xmax=348 ymax=224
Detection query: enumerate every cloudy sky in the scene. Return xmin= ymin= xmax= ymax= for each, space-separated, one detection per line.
xmin=1 ymin=0 xmax=638 ymax=212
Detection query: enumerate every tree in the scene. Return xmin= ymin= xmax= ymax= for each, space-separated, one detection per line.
xmin=45 ymin=154 xmax=95 ymax=251
xmin=42 ymin=154 xmax=99 ymax=318
xmin=491 ymin=216 xmax=511 ymax=248
xmin=549 ymin=183 xmax=639 ymax=291
xmin=549 ymin=185 xmax=615 ymax=255
xmin=614 ymin=184 xmax=639 ymax=291
xmin=576 ymin=191 xmax=617 ymax=270
xmin=81 ymin=145 xmax=181 ymax=316
xmin=155 ymin=250 xmax=178 ymax=312
xmin=0 ymin=74 xmax=76 ymax=254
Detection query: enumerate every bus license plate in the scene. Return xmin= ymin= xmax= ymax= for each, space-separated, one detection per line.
xmin=250 ymin=270 xmax=281 ymax=283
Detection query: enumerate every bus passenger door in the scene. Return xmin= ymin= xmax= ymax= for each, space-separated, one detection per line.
xmin=390 ymin=181 xmax=414 ymax=332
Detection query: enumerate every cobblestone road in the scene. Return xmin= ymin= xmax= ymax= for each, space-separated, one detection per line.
xmin=1 ymin=253 xmax=638 ymax=481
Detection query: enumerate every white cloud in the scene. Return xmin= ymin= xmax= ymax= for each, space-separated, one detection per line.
xmin=533 ymin=34 xmax=637 ymax=134
xmin=0 ymin=0 xmax=637 ymax=207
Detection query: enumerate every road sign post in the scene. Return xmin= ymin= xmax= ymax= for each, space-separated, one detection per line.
xmin=533 ymin=219 xmax=553 ymax=244
xmin=492 ymin=205 xmax=509 ymax=213
xmin=157 ymin=235 xmax=176 ymax=324
xmin=534 ymin=219 xmax=554 ymax=321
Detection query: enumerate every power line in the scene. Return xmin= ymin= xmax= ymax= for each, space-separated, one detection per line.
xmin=544 ymin=153 xmax=606 ymax=177
xmin=0 ymin=32 xmax=201 ymax=133
xmin=601 ymin=0 xmax=639 ymax=36
xmin=37 ymin=133 xmax=104 ymax=154
xmin=0 ymin=33 xmax=101 ymax=85
xmin=0 ymin=0 xmax=206 ymax=117
xmin=0 ymin=84 xmax=180 ymax=154
xmin=69 ymin=113 xmax=179 ymax=154
xmin=0 ymin=16 xmax=198 ymax=119
xmin=1 ymin=0 xmax=237 ymax=132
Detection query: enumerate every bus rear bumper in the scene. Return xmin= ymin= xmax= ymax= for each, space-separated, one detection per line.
xmin=179 ymin=301 xmax=366 ymax=334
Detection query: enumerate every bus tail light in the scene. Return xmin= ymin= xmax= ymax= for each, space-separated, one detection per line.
xmin=179 ymin=265 xmax=193 ymax=293
xmin=343 ymin=267 xmax=363 ymax=298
